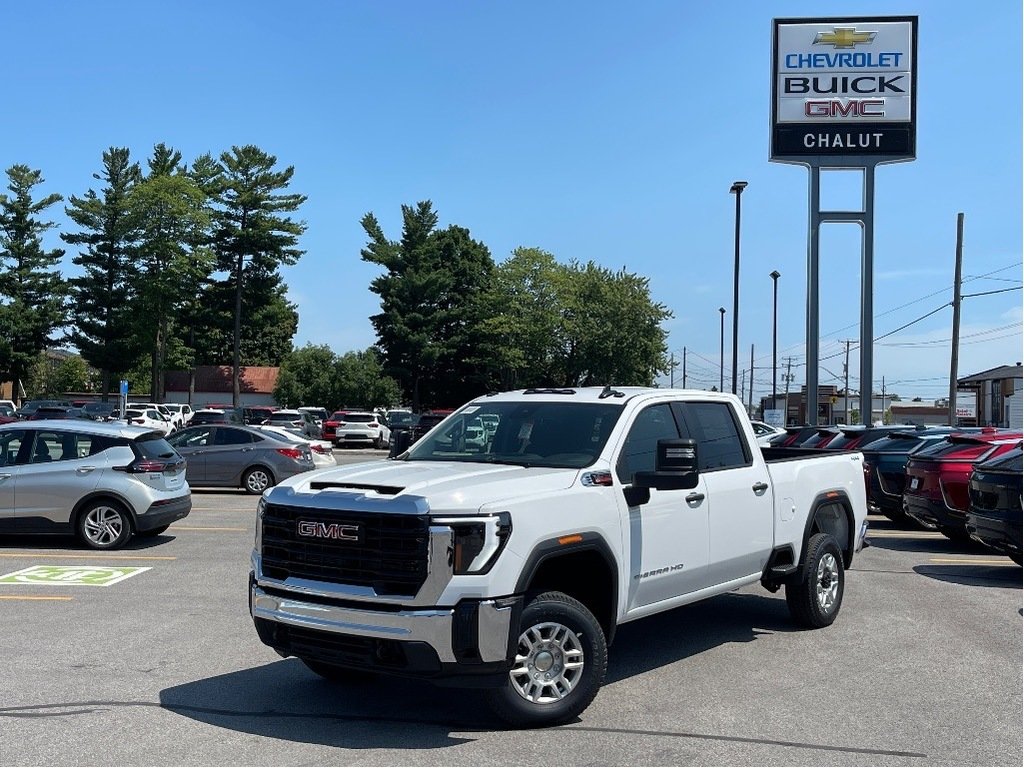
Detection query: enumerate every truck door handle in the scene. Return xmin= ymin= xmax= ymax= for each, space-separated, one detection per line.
xmin=240 ymin=447 xmax=253 ymax=453
xmin=0 ymin=472 xmax=11 ymax=480
xmin=76 ymin=466 xmax=97 ymax=474
xmin=752 ymin=482 xmax=769 ymax=494
xmin=685 ymin=492 xmax=705 ymax=504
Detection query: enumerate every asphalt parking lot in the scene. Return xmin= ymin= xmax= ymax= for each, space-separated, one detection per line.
xmin=0 ymin=450 xmax=1020 ymax=766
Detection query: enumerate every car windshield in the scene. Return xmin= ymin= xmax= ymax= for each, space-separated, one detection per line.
xmin=403 ymin=401 xmax=624 ymax=468
xmin=340 ymin=414 xmax=374 ymax=423
xmin=83 ymin=403 xmax=113 ymax=414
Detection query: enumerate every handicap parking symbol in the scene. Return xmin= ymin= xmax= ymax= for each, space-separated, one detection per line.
xmin=0 ymin=565 xmax=151 ymax=587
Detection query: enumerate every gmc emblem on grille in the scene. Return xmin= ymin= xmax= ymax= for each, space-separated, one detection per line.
xmin=297 ymin=520 xmax=360 ymax=541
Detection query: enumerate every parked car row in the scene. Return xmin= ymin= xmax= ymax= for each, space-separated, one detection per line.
xmin=761 ymin=422 xmax=1022 ymax=564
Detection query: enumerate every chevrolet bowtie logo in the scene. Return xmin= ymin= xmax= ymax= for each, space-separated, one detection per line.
xmin=813 ymin=27 xmax=877 ymax=49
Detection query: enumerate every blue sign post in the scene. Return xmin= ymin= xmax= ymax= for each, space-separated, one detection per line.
xmin=119 ymin=380 xmax=129 ymax=420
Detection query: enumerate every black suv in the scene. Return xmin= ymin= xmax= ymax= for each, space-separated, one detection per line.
xmin=966 ymin=446 xmax=1023 ymax=565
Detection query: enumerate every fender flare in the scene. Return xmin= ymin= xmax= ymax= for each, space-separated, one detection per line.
xmin=514 ymin=532 xmax=619 ymax=644
xmin=799 ymin=490 xmax=856 ymax=568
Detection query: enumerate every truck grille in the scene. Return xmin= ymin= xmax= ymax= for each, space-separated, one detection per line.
xmin=261 ymin=502 xmax=429 ymax=595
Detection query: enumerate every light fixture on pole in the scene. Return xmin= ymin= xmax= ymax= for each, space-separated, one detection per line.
xmin=770 ymin=270 xmax=780 ymax=410
xmin=719 ymin=307 xmax=726 ymax=392
xmin=729 ymin=180 xmax=748 ymax=396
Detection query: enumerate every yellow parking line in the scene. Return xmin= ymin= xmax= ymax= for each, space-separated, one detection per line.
xmin=0 ymin=595 xmax=74 ymax=601
xmin=928 ymin=557 xmax=1017 ymax=565
xmin=0 ymin=553 xmax=176 ymax=561
xmin=867 ymin=531 xmax=943 ymax=538
xmin=171 ymin=526 xmax=247 ymax=532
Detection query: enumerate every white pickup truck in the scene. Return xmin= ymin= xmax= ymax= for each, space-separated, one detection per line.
xmin=250 ymin=387 xmax=868 ymax=726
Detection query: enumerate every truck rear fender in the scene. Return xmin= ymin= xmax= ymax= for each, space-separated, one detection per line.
xmin=801 ymin=491 xmax=856 ymax=569
xmin=514 ymin=533 xmax=619 ymax=645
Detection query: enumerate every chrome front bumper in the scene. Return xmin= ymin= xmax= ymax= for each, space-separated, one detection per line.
xmin=250 ymin=584 xmax=515 ymax=663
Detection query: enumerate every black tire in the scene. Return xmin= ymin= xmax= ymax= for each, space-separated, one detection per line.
xmin=785 ymin=533 xmax=845 ymax=629
xmin=243 ymin=466 xmax=275 ymax=495
xmin=76 ymin=500 xmax=133 ymax=550
xmin=374 ymin=436 xmax=385 ymax=450
xmin=300 ymin=658 xmax=376 ymax=683
xmin=136 ymin=525 xmax=170 ymax=538
xmin=486 ymin=591 xmax=607 ymax=728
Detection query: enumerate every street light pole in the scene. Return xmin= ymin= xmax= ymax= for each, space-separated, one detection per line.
xmin=770 ymin=270 xmax=780 ymax=411
xmin=719 ymin=307 xmax=726 ymax=392
xmin=729 ymin=181 xmax=748 ymax=396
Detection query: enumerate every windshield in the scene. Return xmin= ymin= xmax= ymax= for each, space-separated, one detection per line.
xmin=403 ymin=400 xmax=624 ymax=468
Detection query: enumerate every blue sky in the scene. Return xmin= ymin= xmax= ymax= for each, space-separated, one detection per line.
xmin=4 ymin=1 xmax=1021 ymax=402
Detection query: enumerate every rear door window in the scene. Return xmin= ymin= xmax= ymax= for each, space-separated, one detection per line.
xmin=215 ymin=427 xmax=257 ymax=446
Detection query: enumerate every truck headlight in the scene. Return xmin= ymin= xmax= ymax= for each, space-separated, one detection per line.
xmin=433 ymin=512 xmax=512 ymax=574
xmin=255 ymin=497 xmax=266 ymax=548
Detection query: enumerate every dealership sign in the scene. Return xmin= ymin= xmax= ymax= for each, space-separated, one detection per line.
xmin=771 ymin=16 xmax=917 ymax=160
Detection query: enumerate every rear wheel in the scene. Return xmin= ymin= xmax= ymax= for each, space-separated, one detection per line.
xmin=243 ymin=466 xmax=274 ymax=495
xmin=486 ymin=591 xmax=606 ymax=727
xmin=785 ymin=533 xmax=845 ymax=628
xmin=77 ymin=500 xmax=132 ymax=550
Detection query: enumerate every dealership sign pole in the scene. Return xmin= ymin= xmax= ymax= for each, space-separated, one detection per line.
xmin=771 ymin=16 xmax=917 ymax=425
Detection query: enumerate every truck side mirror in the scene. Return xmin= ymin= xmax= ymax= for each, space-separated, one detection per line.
xmin=632 ymin=438 xmax=700 ymax=492
xmin=389 ymin=429 xmax=413 ymax=457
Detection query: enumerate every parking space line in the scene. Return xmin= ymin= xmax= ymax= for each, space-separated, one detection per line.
xmin=0 ymin=595 xmax=74 ymax=601
xmin=170 ymin=526 xmax=247 ymax=532
xmin=0 ymin=553 xmax=176 ymax=561
xmin=866 ymin=531 xmax=943 ymax=539
xmin=928 ymin=557 xmax=1016 ymax=565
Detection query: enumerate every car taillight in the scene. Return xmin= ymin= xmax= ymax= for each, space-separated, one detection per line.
xmin=276 ymin=447 xmax=304 ymax=460
xmin=122 ymin=459 xmax=177 ymax=473
xmin=369 ymin=422 xmax=379 ymax=428
xmin=311 ymin=444 xmax=330 ymax=454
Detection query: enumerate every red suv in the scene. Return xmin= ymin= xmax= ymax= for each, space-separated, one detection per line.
xmin=903 ymin=429 xmax=1022 ymax=541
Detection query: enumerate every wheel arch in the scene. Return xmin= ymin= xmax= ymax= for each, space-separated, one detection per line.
xmin=514 ymin=533 xmax=619 ymax=645
xmin=800 ymin=491 xmax=856 ymax=569
xmin=243 ymin=463 xmax=276 ymax=490
xmin=72 ymin=491 xmax=139 ymax=534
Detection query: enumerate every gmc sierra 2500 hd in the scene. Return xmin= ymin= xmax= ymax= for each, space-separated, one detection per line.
xmin=250 ymin=387 xmax=868 ymax=726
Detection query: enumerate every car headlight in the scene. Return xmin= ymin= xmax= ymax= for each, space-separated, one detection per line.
xmin=432 ymin=512 xmax=512 ymax=574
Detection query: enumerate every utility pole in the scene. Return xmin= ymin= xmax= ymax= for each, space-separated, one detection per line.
xmin=948 ymin=213 xmax=964 ymax=427
xmin=843 ymin=339 xmax=852 ymax=424
xmin=740 ymin=369 xmax=746 ymax=409
xmin=783 ymin=357 xmax=794 ymax=425
xmin=669 ymin=352 xmax=676 ymax=388
xmin=749 ymin=344 xmax=755 ymax=416
xmin=881 ymin=375 xmax=886 ymax=426
xmin=682 ymin=347 xmax=687 ymax=388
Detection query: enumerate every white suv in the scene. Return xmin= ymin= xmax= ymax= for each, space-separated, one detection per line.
xmin=0 ymin=420 xmax=191 ymax=549
xmin=331 ymin=411 xmax=390 ymax=448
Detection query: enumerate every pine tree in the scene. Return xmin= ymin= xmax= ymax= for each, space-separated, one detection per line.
xmin=0 ymin=165 xmax=66 ymax=395
xmin=208 ymin=145 xmax=306 ymax=405
xmin=62 ymin=147 xmax=144 ymax=399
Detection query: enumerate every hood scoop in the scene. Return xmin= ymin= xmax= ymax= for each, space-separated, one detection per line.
xmin=310 ymin=480 xmax=404 ymax=495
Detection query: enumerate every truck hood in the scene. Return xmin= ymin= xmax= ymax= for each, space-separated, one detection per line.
xmin=273 ymin=459 xmax=582 ymax=511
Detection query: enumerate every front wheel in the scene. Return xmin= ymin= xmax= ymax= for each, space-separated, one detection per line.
xmin=785 ymin=533 xmax=845 ymax=628
xmin=486 ymin=591 xmax=607 ymax=728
